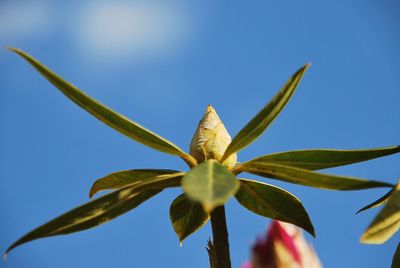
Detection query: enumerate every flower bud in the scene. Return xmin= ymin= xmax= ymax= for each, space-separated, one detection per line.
xmin=190 ymin=105 xmax=237 ymax=167
xmin=243 ymin=221 xmax=322 ymax=268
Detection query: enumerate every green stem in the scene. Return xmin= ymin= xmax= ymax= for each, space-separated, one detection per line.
xmin=209 ymin=206 xmax=232 ymax=268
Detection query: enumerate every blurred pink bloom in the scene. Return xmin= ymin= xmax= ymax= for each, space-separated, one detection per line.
xmin=243 ymin=221 xmax=322 ymax=268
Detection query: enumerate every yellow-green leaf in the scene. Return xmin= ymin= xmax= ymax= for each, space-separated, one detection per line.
xmin=9 ymin=48 xmax=196 ymax=167
xmin=4 ymin=172 xmax=183 ymax=256
xmin=5 ymin=190 xmax=158 ymax=257
xmin=236 ymin=162 xmax=392 ymax=190
xmin=361 ymin=181 xmax=400 ymax=244
xmin=89 ymin=169 xmax=179 ymax=197
xmin=242 ymin=146 xmax=400 ymax=170
xmin=221 ymin=64 xmax=310 ymax=163
xmin=182 ymin=160 xmax=239 ymax=212
xmin=235 ymin=179 xmax=315 ymax=236
xmin=357 ymin=188 xmax=394 ymax=214
xmin=169 ymin=194 xmax=210 ymax=244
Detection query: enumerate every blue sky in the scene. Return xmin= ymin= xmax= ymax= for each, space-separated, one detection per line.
xmin=1 ymin=1 xmax=399 ymax=267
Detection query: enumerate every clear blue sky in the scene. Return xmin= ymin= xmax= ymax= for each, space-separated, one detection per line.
xmin=1 ymin=1 xmax=399 ymax=267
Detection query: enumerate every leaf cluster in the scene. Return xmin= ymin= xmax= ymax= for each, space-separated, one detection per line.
xmin=5 ymin=49 xmax=400 ymax=261
xmin=358 ymin=180 xmax=400 ymax=267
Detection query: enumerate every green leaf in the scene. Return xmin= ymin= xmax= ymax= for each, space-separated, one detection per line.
xmin=392 ymin=242 xmax=400 ymax=268
xmin=237 ymin=162 xmax=392 ymax=190
xmin=6 ymin=190 xmax=160 ymax=256
xmin=221 ymin=64 xmax=310 ymax=163
xmin=241 ymin=146 xmax=400 ymax=170
xmin=5 ymin=172 xmax=183 ymax=256
xmin=357 ymin=188 xmax=394 ymax=214
xmin=361 ymin=181 xmax=400 ymax=244
xmin=9 ymin=48 xmax=196 ymax=167
xmin=169 ymin=194 xmax=210 ymax=244
xmin=89 ymin=169 xmax=179 ymax=197
xmin=235 ymin=179 xmax=315 ymax=236
xmin=182 ymin=160 xmax=239 ymax=212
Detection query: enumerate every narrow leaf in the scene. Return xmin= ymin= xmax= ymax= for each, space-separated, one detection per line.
xmin=9 ymin=48 xmax=196 ymax=167
xmin=169 ymin=194 xmax=210 ymax=244
xmin=235 ymin=179 xmax=315 ymax=236
xmin=90 ymin=169 xmax=179 ymax=197
xmin=361 ymin=181 xmax=400 ymax=244
xmin=221 ymin=64 xmax=310 ymax=162
xmin=182 ymin=160 xmax=239 ymax=212
xmin=237 ymin=162 xmax=392 ymax=190
xmin=357 ymin=188 xmax=394 ymax=214
xmin=5 ymin=190 xmax=160 ymax=256
xmin=241 ymin=146 xmax=400 ymax=170
xmin=5 ymin=172 xmax=183 ymax=256
xmin=392 ymin=242 xmax=400 ymax=268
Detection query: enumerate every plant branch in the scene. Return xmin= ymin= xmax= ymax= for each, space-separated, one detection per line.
xmin=208 ymin=206 xmax=231 ymax=268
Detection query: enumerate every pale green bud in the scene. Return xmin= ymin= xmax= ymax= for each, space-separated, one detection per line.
xmin=190 ymin=105 xmax=237 ymax=167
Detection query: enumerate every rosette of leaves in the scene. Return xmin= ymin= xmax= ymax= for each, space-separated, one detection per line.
xmin=358 ymin=180 xmax=400 ymax=267
xmin=5 ymin=48 xmax=400 ymax=267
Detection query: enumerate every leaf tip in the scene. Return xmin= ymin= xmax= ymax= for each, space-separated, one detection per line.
xmin=302 ymin=216 xmax=316 ymax=238
xmin=355 ymin=208 xmax=364 ymax=215
xmin=359 ymin=233 xmax=382 ymax=245
xmin=3 ymin=245 xmax=14 ymax=261
xmin=300 ymin=63 xmax=312 ymax=73
xmin=309 ymin=228 xmax=316 ymax=238
xmin=88 ymin=189 xmax=95 ymax=199
xmin=301 ymin=220 xmax=316 ymax=238
xmin=88 ymin=184 xmax=98 ymax=198
xmin=359 ymin=235 xmax=367 ymax=244
xmin=6 ymin=46 xmax=17 ymax=52
xmin=7 ymin=47 xmax=23 ymax=56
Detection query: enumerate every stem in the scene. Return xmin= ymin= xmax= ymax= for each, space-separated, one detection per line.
xmin=181 ymin=154 xmax=197 ymax=168
xmin=209 ymin=206 xmax=231 ymax=268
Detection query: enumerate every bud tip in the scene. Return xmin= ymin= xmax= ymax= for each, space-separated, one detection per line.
xmin=206 ymin=104 xmax=214 ymax=113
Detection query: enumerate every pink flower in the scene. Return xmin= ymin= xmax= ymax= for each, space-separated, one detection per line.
xmin=243 ymin=221 xmax=322 ymax=268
